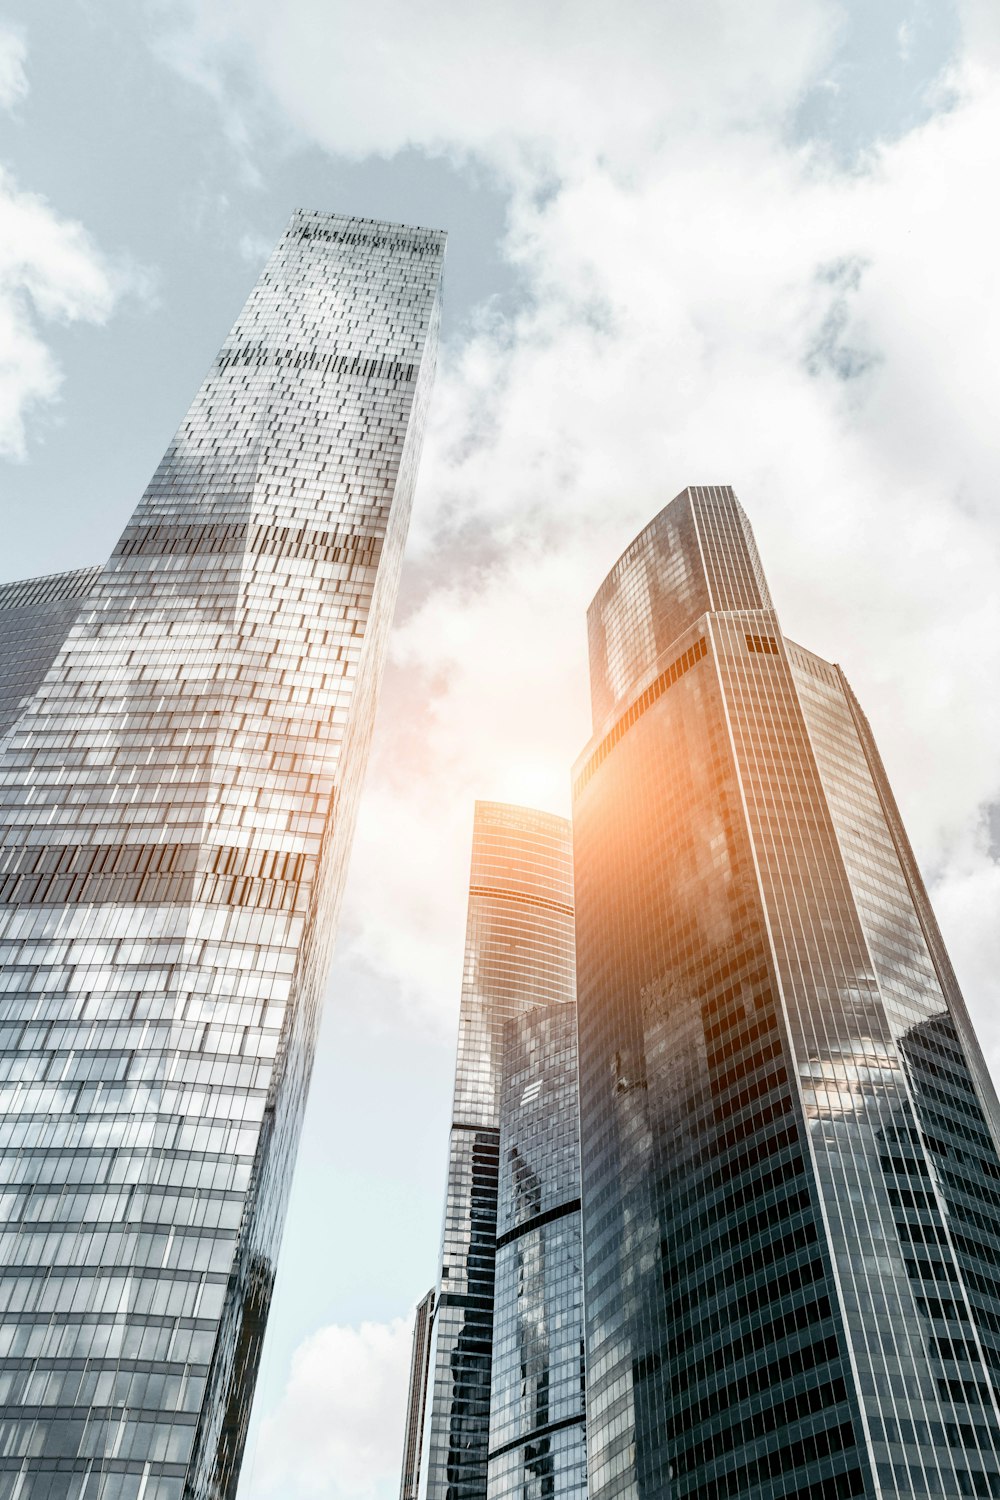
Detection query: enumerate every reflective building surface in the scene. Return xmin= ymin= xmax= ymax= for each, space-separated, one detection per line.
xmin=0 ymin=569 xmax=101 ymax=738
xmin=489 ymin=1001 xmax=587 ymax=1500
xmin=0 ymin=211 xmax=444 ymax=1500
xmin=415 ymin=803 xmax=578 ymax=1500
xmin=401 ymin=1289 xmax=436 ymax=1500
xmin=572 ymin=485 xmax=1000 ymax=1500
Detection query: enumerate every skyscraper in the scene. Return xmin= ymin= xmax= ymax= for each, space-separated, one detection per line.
xmin=401 ymin=1289 xmax=436 ymax=1500
xmin=412 ymin=802 xmax=580 ymax=1500
xmin=0 ymin=210 xmax=445 ymax=1500
xmin=489 ymin=1000 xmax=587 ymax=1500
xmin=572 ymin=485 xmax=1000 ymax=1499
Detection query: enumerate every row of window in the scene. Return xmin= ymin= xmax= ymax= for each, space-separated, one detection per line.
xmin=675 ymin=1374 xmax=849 ymax=1475
xmin=671 ymin=1295 xmax=834 ymax=1399
xmin=669 ymin=1333 xmax=842 ymax=1441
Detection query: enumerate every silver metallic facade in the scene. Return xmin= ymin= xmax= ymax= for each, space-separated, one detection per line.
xmin=0 ymin=210 xmax=444 ymax=1500
xmin=417 ymin=803 xmax=577 ymax=1500
xmin=572 ymin=485 xmax=1000 ymax=1500
xmin=0 ymin=569 xmax=101 ymax=738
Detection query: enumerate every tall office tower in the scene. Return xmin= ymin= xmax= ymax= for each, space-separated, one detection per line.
xmin=489 ymin=1001 xmax=587 ymax=1500
xmin=0 ymin=210 xmax=445 ymax=1500
xmin=416 ymin=803 xmax=577 ymax=1500
xmin=572 ymin=485 xmax=1000 ymax=1500
xmin=401 ymin=1290 xmax=436 ymax=1500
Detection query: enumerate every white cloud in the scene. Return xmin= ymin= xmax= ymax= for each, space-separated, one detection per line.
xmin=0 ymin=166 xmax=134 ymax=459
xmin=0 ymin=30 xmax=147 ymax=462
xmin=0 ymin=24 xmax=27 ymax=112
xmin=157 ymin=0 xmax=1000 ymax=1058
xmin=238 ymin=230 xmax=276 ymax=265
xmin=156 ymin=0 xmax=838 ymax=176
xmin=960 ymin=0 xmax=1000 ymax=67
xmin=243 ymin=1317 xmax=413 ymax=1500
xmin=936 ymin=832 xmax=1000 ymax=1074
xmin=342 ymin=67 xmax=999 ymax=1038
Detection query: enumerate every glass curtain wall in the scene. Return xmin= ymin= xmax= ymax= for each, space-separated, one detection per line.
xmin=573 ymin=485 xmax=1000 ymax=1500
xmin=0 ymin=211 xmax=445 ymax=1500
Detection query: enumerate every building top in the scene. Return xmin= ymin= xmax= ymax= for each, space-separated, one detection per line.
xmin=213 ymin=207 xmax=446 ymax=385
xmin=0 ymin=564 xmax=101 ymax=609
xmin=585 ymin=484 xmax=773 ymax=733
xmin=291 ymin=208 xmax=448 ymax=251
xmin=0 ymin=565 xmax=102 ymax=739
xmin=470 ymin=800 xmax=573 ymax=911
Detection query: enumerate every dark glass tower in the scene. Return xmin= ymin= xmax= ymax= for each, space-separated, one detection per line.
xmin=414 ymin=802 xmax=578 ymax=1500
xmin=572 ymin=485 xmax=1000 ymax=1500
xmin=0 ymin=211 xmax=445 ymax=1500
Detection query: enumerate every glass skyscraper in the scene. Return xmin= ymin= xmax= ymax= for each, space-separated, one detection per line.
xmin=489 ymin=1000 xmax=587 ymax=1500
xmin=401 ymin=1289 xmax=436 ymax=1500
xmin=572 ymin=485 xmax=1000 ymax=1500
xmin=0 ymin=210 xmax=444 ymax=1500
xmin=410 ymin=802 xmax=582 ymax=1500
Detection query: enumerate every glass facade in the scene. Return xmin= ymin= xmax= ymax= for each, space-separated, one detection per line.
xmin=0 ymin=569 xmax=100 ymax=738
xmin=572 ymin=485 xmax=1000 ymax=1500
xmin=489 ymin=1001 xmax=587 ymax=1500
xmin=0 ymin=210 xmax=445 ymax=1500
xmin=416 ymin=803 xmax=577 ymax=1500
xmin=401 ymin=1289 xmax=436 ymax=1500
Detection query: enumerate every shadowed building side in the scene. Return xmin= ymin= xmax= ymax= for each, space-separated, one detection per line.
xmin=0 ymin=567 xmax=101 ymax=737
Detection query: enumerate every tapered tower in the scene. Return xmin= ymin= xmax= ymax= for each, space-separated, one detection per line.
xmin=573 ymin=485 xmax=1000 ymax=1500
xmin=0 ymin=210 xmax=444 ymax=1500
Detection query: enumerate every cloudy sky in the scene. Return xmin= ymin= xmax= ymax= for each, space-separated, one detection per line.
xmin=2 ymin=2 xmax=1000 ymax=1497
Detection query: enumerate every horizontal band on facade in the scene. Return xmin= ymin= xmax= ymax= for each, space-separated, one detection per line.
xmin=468 ymin=885 xmax=574 ymax=919
xmin=0 ymin=841 xmax=314 ymax=912
xmin=0 ymin=872 xmax=307 ymax=912
xmin=436 ymin=1292 xmax=494 ymax=1311
xmin=495 ymin=1197 xmax=581 ymax=1251
xmin=0 ymin=841 xmax=312 ymax=884
xmin=573 ymin=635 xmax=708 ymax=797
xmin=487 ymin=1412 xmax=585 ymax=1462
xmin=294 ymin=221 xmax=445 ymax=252
xmin=216 ymin=345 xmax=418 ymax=383
xmin=113 ymin=520 xmax=384 ymax=567
xmin=0 ymin=1460 xmax=191 ymax=1481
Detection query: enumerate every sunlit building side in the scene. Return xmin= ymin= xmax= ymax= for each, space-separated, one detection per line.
xmin=0 ymin=210 xmax=444 ymax=1500
xmin=572 ymin=484 xmax=1000 ymax=1500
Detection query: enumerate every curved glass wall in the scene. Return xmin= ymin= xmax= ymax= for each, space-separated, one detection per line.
xmin=573 ymin=485 xmax=1000 ymax=1500
xmin=418 ymin=803 xmax=576 ymax=1500
xmin=489 ymin=1001 xmax=587 ymax=1500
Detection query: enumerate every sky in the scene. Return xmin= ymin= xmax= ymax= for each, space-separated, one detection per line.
xmin=1 ymin=2 xmax=1000 ymax=1497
